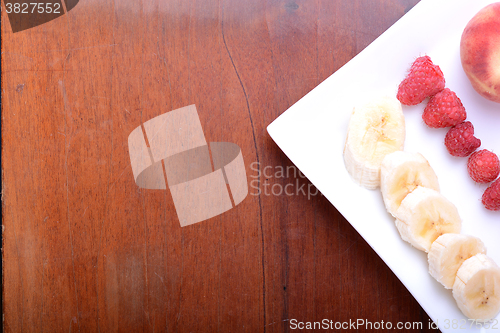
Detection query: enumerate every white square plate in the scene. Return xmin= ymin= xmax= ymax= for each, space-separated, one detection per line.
xmin=267 ymin=0 xmax=500 ymax=332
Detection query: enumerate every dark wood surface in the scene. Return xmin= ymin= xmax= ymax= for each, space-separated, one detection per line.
xmin=2 ymin=0 xmax=441 ymax=332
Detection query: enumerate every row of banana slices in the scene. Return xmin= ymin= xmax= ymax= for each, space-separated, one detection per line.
xmin=343 ymin=96 xmax=500 ymax=321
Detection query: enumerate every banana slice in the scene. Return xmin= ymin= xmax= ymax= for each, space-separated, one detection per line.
xmin=344 ymin=96 xmax=405 ymax=189
xmin=381 ymin=151 xmax=440 ymax=216
xmin=453 ymin=254 xmax=500 ymax=321
xmin=394 ymin=186 xmax=461 ymax=252
xmin=428 ymin=234 xmax=486 ymax=289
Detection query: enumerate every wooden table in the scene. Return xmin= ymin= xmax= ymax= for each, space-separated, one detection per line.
xmin=2 ymin=0 xmax=440 ymax=331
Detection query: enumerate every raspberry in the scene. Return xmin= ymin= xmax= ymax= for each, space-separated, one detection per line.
xmin=482 ymin=178 xmax=500 ymax=211
xmin=397 ymin=55 xmax=446 ymax=105
xmin=444 ymin=121 xmax=481 ymax=157
xmin=467 ymin=150 xmax=500 ymax=183
xmin=422 ymin=88 xmax=467 ymax=128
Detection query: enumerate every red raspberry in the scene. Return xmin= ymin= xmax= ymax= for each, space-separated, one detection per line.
xmin=444 ymin=121 xmax=481 ymax=157
xmin=482 ymin=178 xmax=500 ymax=211
xmin=397 ymin=55 xmax=445 ymax=105
xmin=467 ymin=150 xmax=500 ymax=183
xmin=422 ymin=88 xmax=467 ymax=128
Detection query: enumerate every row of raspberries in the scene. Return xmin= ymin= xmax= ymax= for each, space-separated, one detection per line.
xmin=397 ymin=55 xmax=499 ymax=211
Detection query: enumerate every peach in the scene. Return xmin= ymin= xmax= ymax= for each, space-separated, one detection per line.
xmin=460 ymin=2 xmax=500 ymax=103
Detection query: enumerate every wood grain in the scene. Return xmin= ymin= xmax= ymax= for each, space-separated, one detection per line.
xmin=2 ymin=0 xmax=440 ymax=332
